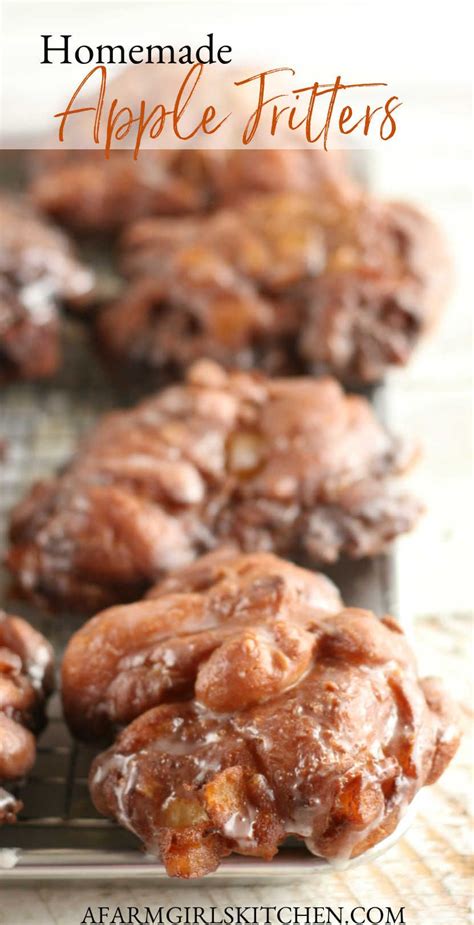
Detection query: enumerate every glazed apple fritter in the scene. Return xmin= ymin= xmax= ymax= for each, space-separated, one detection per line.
xmin=86 ymin=551 xmax=459 ymax=877
xmin=8 ymin=360 xmax=422 ymax=613
xmin=97 ymin=189 xmax=450 ymax=383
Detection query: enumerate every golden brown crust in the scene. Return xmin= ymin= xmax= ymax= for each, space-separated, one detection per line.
xmin=0 ymin=611 xmax=54 ymax=825
xmin=8 ymin=361 xmax=421 ymax=613
xmin=87 ymin=554 xmax=460 ymax=877
xmin=62 ymin=550 xmax=343 ymax=739
xmin=97 ymin=191 xmax=450 ymax=383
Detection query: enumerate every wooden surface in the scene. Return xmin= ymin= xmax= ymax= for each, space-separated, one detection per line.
xmin=0 ymin=97 xmax=472 ymax=921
